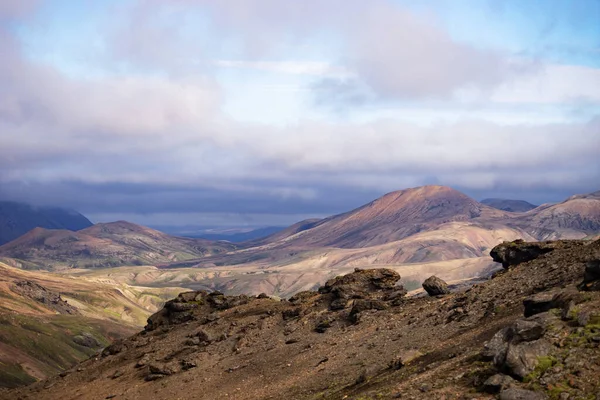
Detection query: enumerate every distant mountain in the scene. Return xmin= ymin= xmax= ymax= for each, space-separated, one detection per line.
xmin=511 ymin=190 xmax=600 ymax=240
xmin=0 ymin=221 xmax=237 ymax=270
xmin=0 ymin=201 xmax=93 ymax=246
xmin=481 ymin=198 xmax=538 ymax=212
xmin=257 ymin=185 xmax=508 ymax=248
xmin=183 ymin=226 xmax=285 ymax=242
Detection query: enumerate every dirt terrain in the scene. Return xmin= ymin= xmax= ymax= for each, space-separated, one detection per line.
xmin=5 ymin=238 xmax=599 ymax=399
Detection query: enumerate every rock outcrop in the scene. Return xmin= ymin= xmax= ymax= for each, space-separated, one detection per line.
xmin=318 ymin=268 xmax=406 ymax=311
xmin=11 ymin=280 xmax=79 ymax=315
xmin=490 ymin=240 xmax=554 ymax=268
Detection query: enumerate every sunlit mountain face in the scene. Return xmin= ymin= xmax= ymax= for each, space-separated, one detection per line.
xmin=1 ymin=0 xmax=598 ymax=229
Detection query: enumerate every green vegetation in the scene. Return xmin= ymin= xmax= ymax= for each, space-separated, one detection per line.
xmin=0 ymin=362 xmax=37 ymax=388
xmin=524 ymin=356 xmax=557 ymax=383
xmin=0 ymin=313 xmax=133 ymax=387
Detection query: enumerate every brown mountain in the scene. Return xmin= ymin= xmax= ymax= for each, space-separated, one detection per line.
xmin=251 ymin=186 xmax=599 ymax=249
xmin=0 ymin=221 xmax=237 ymax=270
xmin=511 ymin=190 xmax=600 ymax=240
xmin=6 ymin=238 xmax=599 ymax=399
xmin=154 ymin=186 xmax=599 ymax=297
xmin=257 ymin=185 xmax=508 ymax=249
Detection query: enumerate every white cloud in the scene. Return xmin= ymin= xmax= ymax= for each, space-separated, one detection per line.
xmin=215 ymin=60 xmax=352 ymax=79
xmin=492 ymin=64 xmax=600 ymax=104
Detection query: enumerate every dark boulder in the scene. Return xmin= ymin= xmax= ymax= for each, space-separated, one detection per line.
xmin=483 ymin=374 xmax=516 ymax=394
xmin=490 ymin=240 xmax=553 ymax=269
xmin=522 ymin=289 xmax=582 ymax=318
xmin=580 ymin=259 xmax=600 ymax=291
xmin=319 ymin=268 xmax=401 ymax=296
xmin=422 ymin=276 xmax=450 ymax=296
xmin=523 ymin=292 xmax=556 ymax=318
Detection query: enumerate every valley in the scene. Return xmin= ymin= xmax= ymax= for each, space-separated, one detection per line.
xmin=0 ymin=185 xmax=599 ymax=391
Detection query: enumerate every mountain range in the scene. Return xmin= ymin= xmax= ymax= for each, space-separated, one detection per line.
xmin=151 ymin=186 xmax=600 ymax=296
xmin=2 ymin=185 xmax=598 ymax=297
xmin=0 ymin=185 xmax=599 ymax=391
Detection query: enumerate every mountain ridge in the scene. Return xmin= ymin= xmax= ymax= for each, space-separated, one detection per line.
xmin=0 ymin=221 xmax=237 ymax=270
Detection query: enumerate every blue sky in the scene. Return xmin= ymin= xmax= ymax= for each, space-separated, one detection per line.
xmin=1 ymin=0 xmax=599 ymax=227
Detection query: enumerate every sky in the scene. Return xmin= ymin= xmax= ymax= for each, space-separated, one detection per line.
xmin=1 ymin=0 xmax=599 ymax=228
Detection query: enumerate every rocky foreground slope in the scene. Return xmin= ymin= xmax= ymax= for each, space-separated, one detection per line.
xmin=3 ymin=239 xmax=600 ymax=400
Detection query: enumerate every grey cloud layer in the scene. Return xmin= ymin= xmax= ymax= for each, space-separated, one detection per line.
xmin=1 ymin=1 xmax=599 ymax=224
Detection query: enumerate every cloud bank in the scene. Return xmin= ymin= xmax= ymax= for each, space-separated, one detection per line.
xmin=1 ymin=0 xmax=599 ymax=226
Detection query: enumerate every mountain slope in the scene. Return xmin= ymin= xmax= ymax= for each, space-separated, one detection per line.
xmin=0 ymin=261 xmax=185 ymax=387
xmin=512 ymin=191 xmax=600 ymax=239
xmin=6 ymin=239 xmax=599 ymax=399
xmin=0 ymin=221 xmax=237 ymax=270
xmin=265 ymin=186 xmax=508 ymax=248
xmin=481 ymin=198 xmax=538 ymax=212
xmin=0 ymin=201 xmax=92 ymax=246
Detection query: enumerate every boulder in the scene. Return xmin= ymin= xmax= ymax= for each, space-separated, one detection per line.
xmin=510 ymin=320 xmax=545 ymax=344
xmin=483 ymin=374 xmax=516 ymax=394
xmin=484 ymin=318 xmax=553 ymax=379
xmin=503 ymin=339 xmax=552 ymax=379
xmin=482 ymin=327 xmax=511 ymax=361
xmin=523 ymin=289 xmax=584 ymax=318
xmin=329 ymin=298 xmax=349 ymax=311
xmin=319 ymin=268 xmax=401 ymax=296
xmin=499 ymin=387 xmax=547 ymax=400
xmin=422 ymin=276 xmax=450 ymax=296
xmin=102 ymin=339 xmax=127 ymax=357
xmin=349 ymin=299 xmax=388 ymax=323
xmin=490 ymin=240 xmax=553 ymax=269
xmin=523 ymin=292 xmax=556 ymax=317
xmin=580 ymin=259 xmax=600 ymax=291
